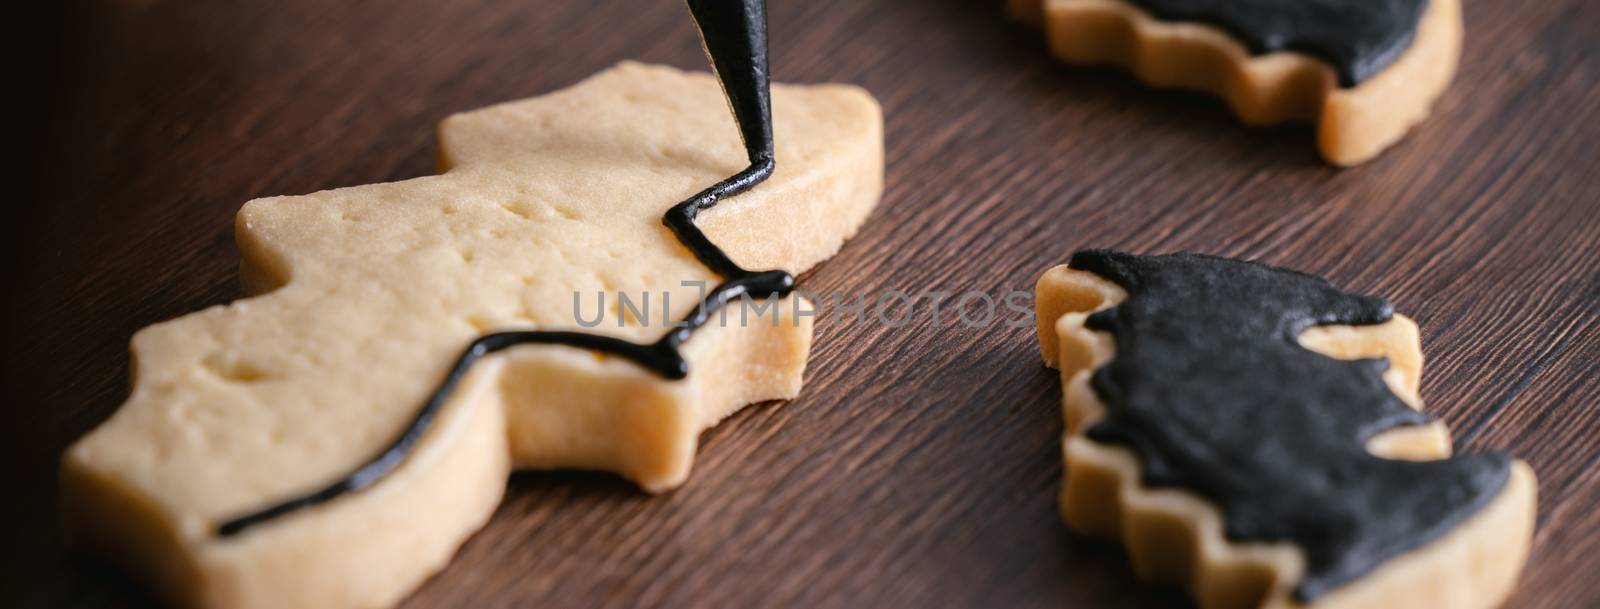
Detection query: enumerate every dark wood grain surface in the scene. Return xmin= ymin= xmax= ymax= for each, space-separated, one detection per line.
xmin=8 ymin=0 xmax=1599 ymax=607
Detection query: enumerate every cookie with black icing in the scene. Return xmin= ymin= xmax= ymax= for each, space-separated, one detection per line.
xmin=1035 ymin=250 xmax=1535 ymax=609
xmin=60 ymin=2 xmax=884 ymax=608
xmin=1010 ymin=0 xmax=1461 ymax=165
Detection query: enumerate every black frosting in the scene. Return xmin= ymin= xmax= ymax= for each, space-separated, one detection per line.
xmin=218 ymin=0 xmax=785 ymax=537
xmin=1125 ymin=0 xmax=1430 ymax=87
xmin=1069 ymin=250 xmax=1509 ymax=600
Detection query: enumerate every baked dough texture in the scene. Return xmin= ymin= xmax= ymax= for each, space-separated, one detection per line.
xmin=1035 ymin=264 xmax=1535 ymax=609
xmin=62 ymin=62 xmax=883 ymax=609
xmin=1010 ymin=0 xmax=1461 ymax=165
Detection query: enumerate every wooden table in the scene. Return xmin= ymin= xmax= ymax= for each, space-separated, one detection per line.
xmin=10 ymin=1 xmax=1599 ymax=607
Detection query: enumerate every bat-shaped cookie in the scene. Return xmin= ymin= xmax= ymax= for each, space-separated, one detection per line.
xmin=62 ymin=2 xmax=883 ymax=608
xmin=1011 ymin=0 xmax=1461 ymax=165
xmin=1036 ymin=250 xmax=1535 ymax=608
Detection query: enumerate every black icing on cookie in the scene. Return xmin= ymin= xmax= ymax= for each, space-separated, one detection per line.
xmin=1126 ymin=0 xmax=1429 ymax=86
xmin=218 ymin=0 xmax=786 ymax=537
xmin=1070 ymin=250 xmax=1509 ymax=600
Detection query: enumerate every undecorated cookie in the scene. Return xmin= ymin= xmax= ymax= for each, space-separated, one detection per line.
xmin=1035 ymin=250 xmax=1535 ymax=609
xmin=1010 ymin=0 xmax=1461 ymax=165
xmin=62 ymin=61 xmax=883 ymax=609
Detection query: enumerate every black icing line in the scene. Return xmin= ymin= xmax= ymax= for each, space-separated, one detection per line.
xmin=1068 ymin=249 xmax=1510 ymax=601
xmin=1122 ymin=0 xmax=1431 ymax=87
xmin=219 ymin=0 xmax=783 ymax=537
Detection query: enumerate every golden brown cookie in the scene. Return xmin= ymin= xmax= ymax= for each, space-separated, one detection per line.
xmin=1011 ymin=0 xmax=1461 ymax=165
xmin=62 ymin=62 xmax=883 ymax=609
